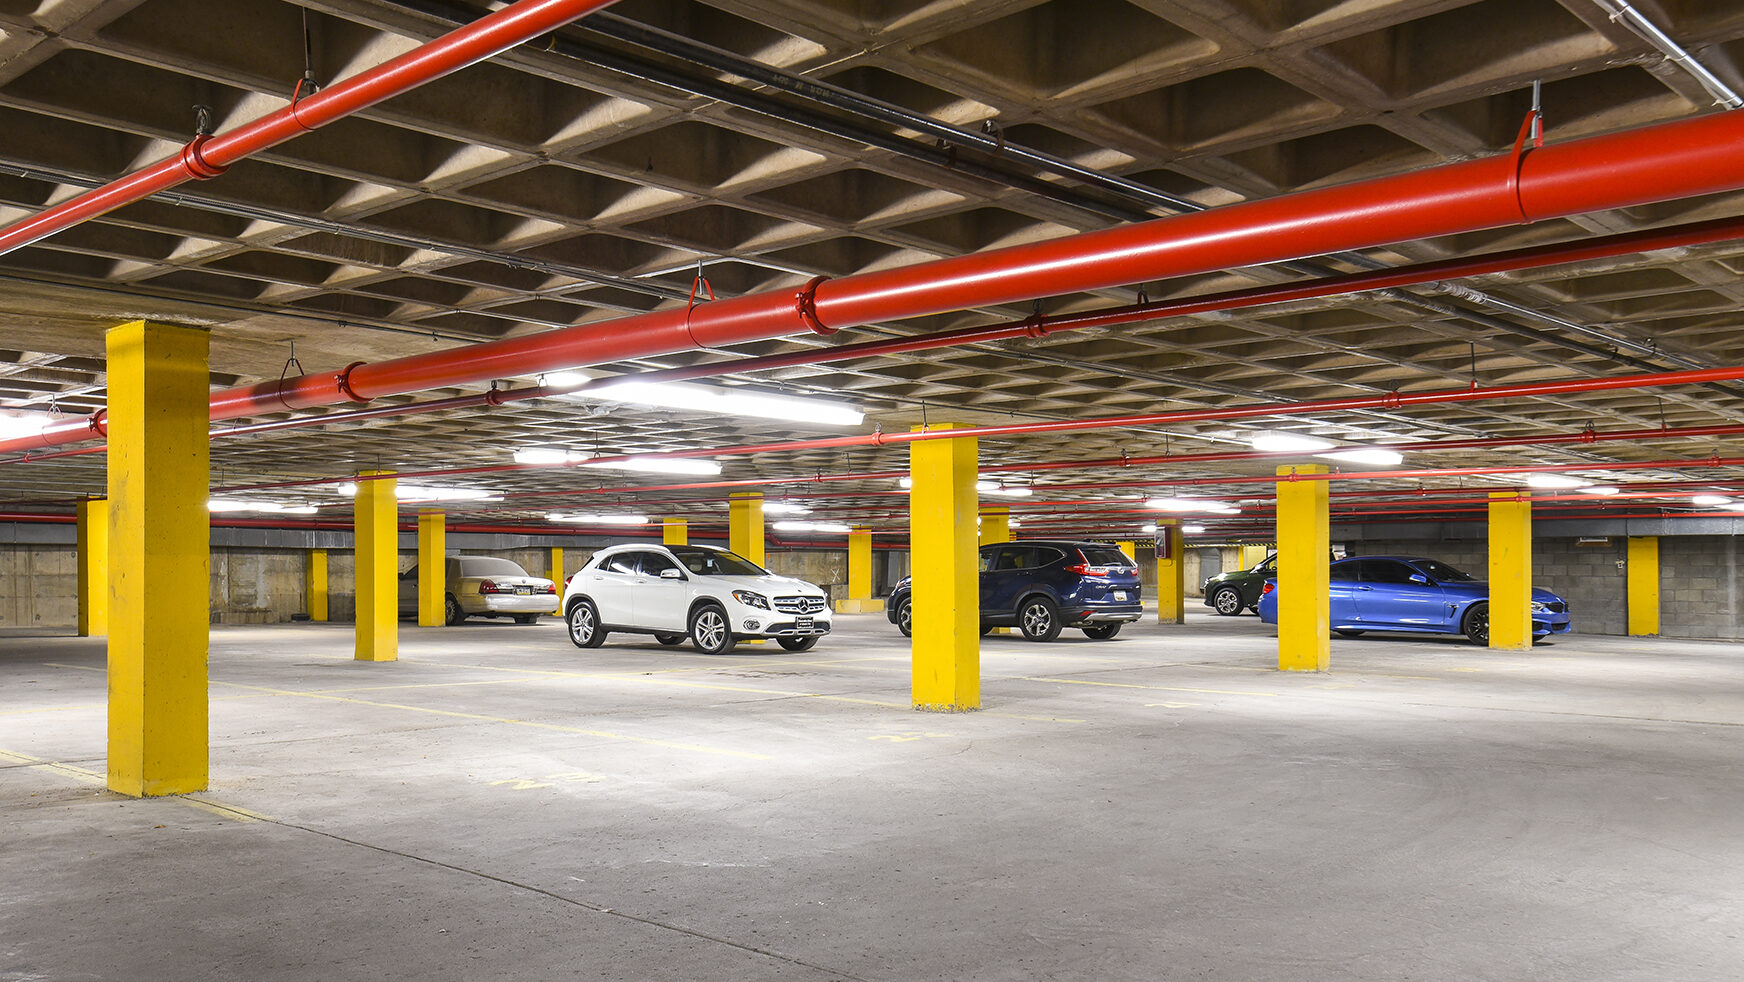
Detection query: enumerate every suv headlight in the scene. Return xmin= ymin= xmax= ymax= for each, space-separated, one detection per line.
xmin=732 ymin=590 xmax=771 ymax=610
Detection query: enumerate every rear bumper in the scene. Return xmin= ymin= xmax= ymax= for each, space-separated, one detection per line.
xmin=471 ymin=594 xmax=556 ymax=614
xmin=1064 ymin=603 xmax=1144 ymax=625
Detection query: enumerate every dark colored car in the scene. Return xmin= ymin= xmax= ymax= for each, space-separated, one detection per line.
xmin=1202 ymin=553 xmax=1275 ymax=616
xmin=886 ymin=540 xmax=1143 ymax=641
xmin=1257 ymin=555 xmax=1573 ymax=644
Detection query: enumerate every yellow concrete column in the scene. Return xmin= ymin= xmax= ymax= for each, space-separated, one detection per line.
xmin=910 ymin=424 xmax=978 ymax=711
xmin=1627 ymin=536 xmax=1660 ymax=636
xmin=354 ymin=471 xmax=398 ymax=661
xmin=76 ymin=498 xmax=108 ymax=637
xmin=105 ymin=320 xmax=209 ymax=797
xmin=981 ymin=505 xmax=1010 ymax=546
xmin=417 ymin=511 xmax=445 ymax=627
xmin=729 ymin=494 xmax=764 ymax=564
xmin=1488 ymin=492 xmax=1533 ymax=651
xmin=1240 ymin=543 xmax=1272 ymax=569
xmin=836 ymin=527 xmax=884 ymax=614
xmin=1116 ymin=540 xmax=1136 ymax=561
xmin=548 ymin=545 xmax=565 ymax=615
xmin=1276 ymin=464 xmax=1331 ymax=671
xmin=1156 ymin=522 xmax=1185 ymax=624
xmin=307 ymin=549 xmax=329 ymax=622
xmin=663 ymin=517 xmax=688 ymax=545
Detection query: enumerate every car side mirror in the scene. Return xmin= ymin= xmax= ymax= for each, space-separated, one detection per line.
xmin=660 ymin=568 xmax=683 ymax=579
xmin=1409 ymin=573 xmax=1429 ymax=584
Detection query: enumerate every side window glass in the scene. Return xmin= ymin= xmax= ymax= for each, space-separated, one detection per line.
xmin=979 ymin=549 xmax=997 ymax=573
xmin=1035 ymin=547 xmax=1065 ymax=568
xmin=642 ymin=553 xmax=679 ymax=577
xmin=1259 ymin=556 xmax=1276 ymax=573
xmin=603 ymin=553 xmax=639 ymax=575
xmin=1329 ymin=562 xmax=1358 ymax=582
xmin=994 ymin=547 xmax=1031 ymax=571
xmin=1365 ymin=561 xmax=1414 ymax=584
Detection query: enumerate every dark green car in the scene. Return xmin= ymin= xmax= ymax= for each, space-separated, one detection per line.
xmin=1202 ymin=554 xmax=1276 ymax=616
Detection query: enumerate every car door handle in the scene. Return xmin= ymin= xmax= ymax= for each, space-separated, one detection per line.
xmin=1357 ymin=585 xmax=1374 ymax=591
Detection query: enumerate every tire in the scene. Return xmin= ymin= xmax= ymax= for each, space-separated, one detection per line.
xmin=895 ymin=597 xmax=913 ymax=637
xmin=1211 ymin=586 xmax=1244 ymax=616
xmin=444 ymin=594 xmax=466 ymax=626
xmin=690 ymin=604 xmax=736 ymax=655
xmin=654 ymin=632 xmax=686 ymax=646
xmin=1083 ymin=623 xmax=1121 ymax=640
xmin=778 ymin=636 xmax=819 ymax=652
xmin=566 ymin=600 xmax=605 ymax=649
xmin=513 ymin=614 xmax=538 ymax=625
xmin=1461 ymin=602 xmax=1490 ymax=646
xmin=1017 ymin=596 xmax=1062 ymax=642
xmin=979 ymin=623 xmax=993 ymax=637
xmin=1335 ymin=629 xmax=1365 ymax=638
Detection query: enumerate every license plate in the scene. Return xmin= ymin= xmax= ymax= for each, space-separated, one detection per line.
xmin=1114 ymin=591 xmax=1128 ymax=601
xmin=794 ymin=616 xmax=813 ymax=631
xmin=516 ymin=586 xmax=532 ymax=595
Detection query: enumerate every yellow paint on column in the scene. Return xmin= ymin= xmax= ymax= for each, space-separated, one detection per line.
xmin=1276 ymin=464 xmax=1330 ymax=672
xmin=729 ymin=494 xmax=764 ymax=564
xmin=354 ymin=471 xmax=398 ymax=661
xmin=836 ymin=526 xmax=884 ymax=613
xmin=307 ymin=549 xmax=329 ymax=622
xmin=662 ymin=518 xmax=688 ymax=545
xmin=548 ymin=546 xmax=564 ymax=615
xmin=1626 ymin=536 xmax=1660 ymax=636
xmin=909 ymin=424 xmax=979 ymax=711
xmin=980 ymin=505 xmax=1010 ymax=546
xmin=1156 ymin=522 xmax=1185 ymax=624
xmin=105 ymin=320 xmax=209 ymax=797
xmin=417 ymin=511 xmax=445 ymax=628
xmin=1239 ymin=543 xmax=1272 ymax=569
xmin=1487 ymin=492 xmax=1533 ymax=651
xmin=1116 ymin=540 xmax=1136 ymax=561
xmin=76 ymin=498 xmax=108 ymax=637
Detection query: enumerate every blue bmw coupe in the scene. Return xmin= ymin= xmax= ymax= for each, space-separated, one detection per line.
xmin=1257 ymin=555 xmax=1572 ymax=644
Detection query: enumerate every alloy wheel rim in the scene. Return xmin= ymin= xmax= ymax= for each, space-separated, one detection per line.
xmin=570 ymin=607 xmax=592 ymax=642
xmin=899 ymin=602 xmax=911 ymax=632
xmin=1023 ymin=604 xmax=1050 ymax=635
xmin=1216 ymin=590 xmax=1239 ymax=614
xmin=697 ymin=611 xmax=726 ymax=648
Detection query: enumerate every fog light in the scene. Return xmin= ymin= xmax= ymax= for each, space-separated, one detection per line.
xmin=743 ymin=618 xmax=761 ymax=631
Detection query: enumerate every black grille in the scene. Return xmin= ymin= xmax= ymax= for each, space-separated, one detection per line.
xmin=775 ymin=596 xmax=825 ymax=614
xmin=1543 ymin=602 xmax=1566 ymax=614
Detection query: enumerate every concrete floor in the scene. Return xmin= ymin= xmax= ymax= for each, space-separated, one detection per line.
xmin=3 ymin=610 xmax=1742 ymax=981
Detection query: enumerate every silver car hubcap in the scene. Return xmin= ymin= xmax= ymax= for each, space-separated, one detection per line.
xmin=1023 ymin=604 xmax=1050 ymax=635
xmin=569 ymin=606 xmax=593 ymax=643
xmin=899 ymin=602 xmax=912 ymax=632
xmin=696 ymin=611 xmax=726 ymax=649
xmin=1216 ymin=589 xmax=1239 ymax=614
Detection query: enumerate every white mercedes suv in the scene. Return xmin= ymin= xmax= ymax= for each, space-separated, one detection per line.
xmin=563 ymin=543 xmax=832 ymax=654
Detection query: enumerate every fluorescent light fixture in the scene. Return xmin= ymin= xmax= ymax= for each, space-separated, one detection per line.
xmin=1722 ymin=502 xmax=1744 ymax=512
xmin=0 ymin=410 xmax=54 ymax=441
xmin=513 ymin=447 xmax=575 ymax=465
xmin=1146 ymin=497 xmax=1233 ymax=513
xmin=1317 ymin=448 xmax=1404 ymax=466
xmin=1140 ymin=524 xmax=1157 ymax=534
xmin=587 ymin=380 xmax=863 ymax=426
xmin=1183 ymin=525 xmax=1206 ymax=534
xmin=1692 ymin=494 xmax=1732 ymax=506
xmin=207 ymin=498 xmax=281 ymax=513
xmin=899 ymin=477 xmax=913 ymax=489
xmin=334 ymin=483 xmax=498 ymax=501
xmin=774 ymin=520 xmax=852 ymax=533
xmin=280 ymin=505 xmax=319 ymax=515
xmin=761 ymin=502 xmax=812 ymax=515
xmin=1524 ymin=474 xmax=1590 ymax=490
xmin=581 ymin=457 xmax=723 ymax=476
xmin=1251 ymin=433 xmax=1334 ymax=453
xmin=545 ymin=513 xmax=648 ymax=525
xmin=1577 ymin=486 xmax=1620 ymax=496
xmin=540 ymin=371 xmax=589 ymax=390
xmin=978 ymin=482 xmax=1034 ymax=497
xmin=1008 ymin=520 xmax=1021 ymax=529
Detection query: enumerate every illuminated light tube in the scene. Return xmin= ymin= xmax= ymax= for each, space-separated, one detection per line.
xmin=1692 ymin=494 xmax=1732 ymax=506
xmin=1146 ymin=497 xmax=1233 ymax=513
xmin=513 ymin=447 xmax=575 ymax=465
xmin=207 ymin=498 xmax=283 ymax=513
xmin=586 ymin=380 xmax=863 ymax=426
xmin=546 ymin=513 xmax=648 ymax=525
xmin=1182 ymin=525 xmax=1206 ymax=534
xmin=582 ymin=457 xmax=723 ymax=476
xmin=1318 ymin=448 xmax=1405 ymax=466
xmin=0 ymin=410 xmax=53 ymax=441
xmin=762 ymin=502 xmax=812 ymax=515
xmin=1523 ymin=474 xmax=1591 ymax=490
xmin=335 ymin=482 xmax=499 ymax=501
xmin=1251 ymin=433 xmax=1334 ymax=453
xmin=774 ymin=520 xmax=852 ymax=533
xmin=1577 ymin=486 xmax=1620 ymax=496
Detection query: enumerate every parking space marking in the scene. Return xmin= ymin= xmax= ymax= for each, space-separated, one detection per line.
xmin=0 ymin=747 xmax=104 ymax=782
xmin=1023 ymin=677 xmax=1282 ymax=698
xmin=0 ymin=748 xmax=271 ymax=824
xmin=208 ymin=681 xmax=773 ymax=760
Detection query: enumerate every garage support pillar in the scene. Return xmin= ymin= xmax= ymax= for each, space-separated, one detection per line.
xmin=1487 ymin=492 xmax=1533 ymax=651
xmin=980 ymin=506 xmax=1011 ymax=633
xmin=836 ymin=527 xmax=883 ymax=614
xmin=417 ymin=511 xmax=444 ymax=628
xmin=662 ymin=518 xmax=687 ymax=545
xmin=1156 ymin=521 xmax=1185 ymax=625
xmin=1116 ymin=540 xmax=1136 ymax=561
xmin=105 ymin=320 xmax=209 ymax=797
xmin=909 ymin=423 xmax=979 ymax=712
xmin=307 ymin=549 xmax=328 ymax=622
xmin=548 ymin=546 xmax=564 ymax=616
xmin=76 ymin=498 xmax=108 ymax=637
xmin=1276 ymin=465 xmax=1330 ymax=671
xmin=729 ymin=494 xmax=764 ymax=564
xmin=1240 ymin=543 xmax=1271 ymax=569
xmin=1627 ymin=536 xmax=1660 ymax=636
xmin=354 ymin=471 xmax=398 ymax=662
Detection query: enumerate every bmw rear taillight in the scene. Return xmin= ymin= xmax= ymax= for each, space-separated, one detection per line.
xmin=478 ymin=579 xmax=501 ymax=594
xmin=1262 ymin=581 xmax=1275 ymax=595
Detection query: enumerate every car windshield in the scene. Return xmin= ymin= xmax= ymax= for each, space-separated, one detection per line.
xmin=1411 ymin=559 xmax=1475 ymax=582
xmin=460 ymin=557 xmax=529 ymax=577
xmin=669 ymin=547 xmax=767 ymax=576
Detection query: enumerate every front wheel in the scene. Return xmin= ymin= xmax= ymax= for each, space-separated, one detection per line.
xmin=1461 ymin=602 xmax=1490 ymax=646
xmin=690 ymin=605 xmax=736 ymax=655
xmin=513 ymin=614 xmax=539 ymax=625
xmin=777 ymin=636 xmax=819 ymax=652
xmin=444 ymin=594 xmax=466 ymax=626
xmin=567 ymin=600 xmax=605 ymax=649
xmin=895 ymin=597 xmax=913 ymax=637
xmin=1211 ymin=586 xmax=1244 ymax=616
xmin=1018 ymin=597 xmax=1062 ymax=642
xmin=654 ymin=632 xmax=686 ymax=646
xmin=1083 ymin=623 xmax=1121 ymax=640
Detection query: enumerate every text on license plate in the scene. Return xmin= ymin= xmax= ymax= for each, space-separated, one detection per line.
xmin=795 ymin=616 xmax=813 ymax=630
xmin=516 ymin=586 xmax=532 ymax=595
xmin=1113 ymin=591 xmax=1128 ymax=601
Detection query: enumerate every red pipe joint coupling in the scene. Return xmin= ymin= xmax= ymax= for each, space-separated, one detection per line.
xmin=178 ymin=134 xmax=229 ymax=181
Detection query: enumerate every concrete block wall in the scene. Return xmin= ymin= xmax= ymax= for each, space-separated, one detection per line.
xmin=210 ymin=549 xmax=309 ymax=625
xmin=0 ymin=544 xmax=77 ymax=628
xmin=1659 ymin=537 xmax=1743 ymax=640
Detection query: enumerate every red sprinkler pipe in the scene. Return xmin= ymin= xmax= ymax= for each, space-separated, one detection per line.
xmin=0 ymin=0 xmax=623 ymax=257
xmin=11 ymin=104 xmax=1744 ymax=452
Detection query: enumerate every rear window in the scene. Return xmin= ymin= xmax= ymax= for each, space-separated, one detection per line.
xmin=1078 ymin=546 xmax=1134 ymax=568
xmin=459 ymin=557 xmax=528 ymax=577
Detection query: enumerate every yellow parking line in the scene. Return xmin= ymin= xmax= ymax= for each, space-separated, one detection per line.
xmin=42 ymin=661 xmax=102 ymax=673
xmin=209 ymin=681 xmax=771 ymax=760
xmin=0 ymin=748 xmax=272 ymax=823
xmin=0 ymin=747 xmax=104 ymax=783
xmin=1023 ymin=677 xmax=1282 ymax=698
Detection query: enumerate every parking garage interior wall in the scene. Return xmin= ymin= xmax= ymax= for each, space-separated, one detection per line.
xmin=0 ymin=543 xmax=76 ymax=629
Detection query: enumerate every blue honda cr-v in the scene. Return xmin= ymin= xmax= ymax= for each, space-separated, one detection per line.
xmin=887 ymin=540 xmax=1143 ymax=641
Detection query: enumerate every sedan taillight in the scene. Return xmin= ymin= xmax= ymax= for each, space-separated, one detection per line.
xmin=540 ymin=583 xmax=557 ymax=594
xmin=478 ymin=579 xmax=501 ymax=594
